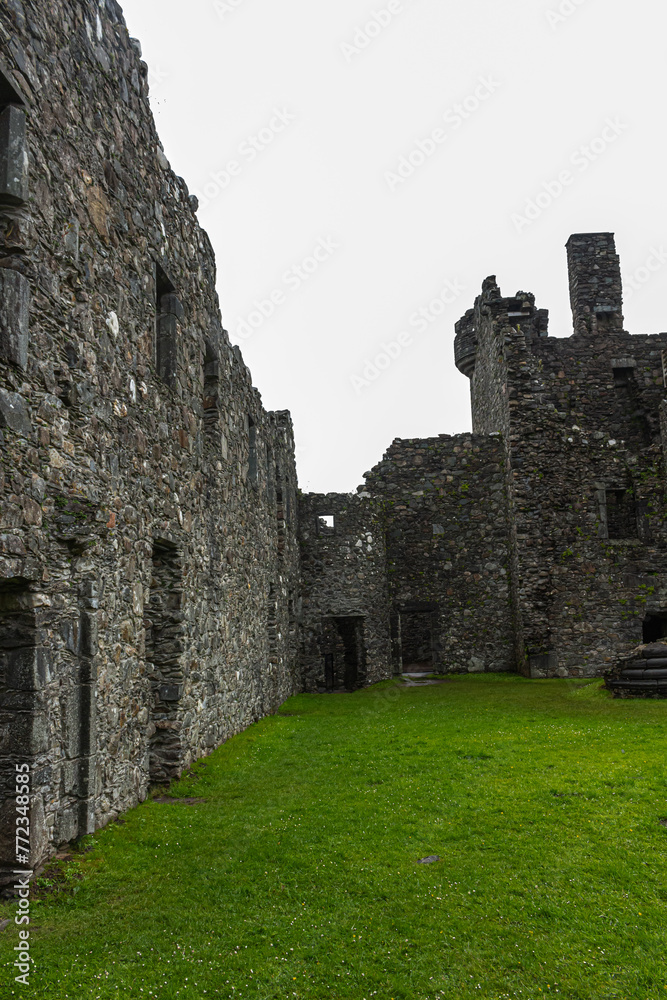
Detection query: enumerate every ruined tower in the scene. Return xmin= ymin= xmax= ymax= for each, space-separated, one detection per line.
xmin=454 ymin=233 xmax=667 ymax=677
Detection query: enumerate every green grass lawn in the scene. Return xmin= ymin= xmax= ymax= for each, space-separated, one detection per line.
xmin=2 ymin=675 xmax=667 ymax=1000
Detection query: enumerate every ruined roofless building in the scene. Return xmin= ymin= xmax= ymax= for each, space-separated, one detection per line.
xmin=301 ymin=234 xmax=667 ymax=686
xmin=0 ymin=0 xmax=666 ymax=884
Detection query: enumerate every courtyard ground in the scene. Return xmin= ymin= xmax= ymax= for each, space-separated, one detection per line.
xmin=1 ymin=674 xmax=666 ymax=999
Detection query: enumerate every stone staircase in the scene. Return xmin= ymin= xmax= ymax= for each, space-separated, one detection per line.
xmin=605 ymin=641 xmax=667 ymax=698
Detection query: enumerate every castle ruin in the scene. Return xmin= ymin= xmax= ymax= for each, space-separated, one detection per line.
xmin=1 ymin=0 xmax=666 ymax=884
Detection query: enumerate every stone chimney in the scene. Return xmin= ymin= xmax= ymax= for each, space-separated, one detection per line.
xmin=566 ymin=232 xmax=624 ymax=335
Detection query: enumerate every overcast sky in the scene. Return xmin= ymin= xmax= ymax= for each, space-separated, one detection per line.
xmin=119 ymin=0 xmax=666 ymax=494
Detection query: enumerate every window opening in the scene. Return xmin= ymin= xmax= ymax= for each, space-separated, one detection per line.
xmin=605 ymin=488 xmax=637 ymax=540
xmin=0 ymin=61 xmax=27 ymax=207
xmin=266 ymin=584 xmax=279 ymax=666
xmin=248 ymin=417 xmax=258 ymax=484
xmin=613 ymin=367 xmax=634 ymax=388
xmin=155 ymin=263 xmax=182 ymax=385
xmin=266 ymin=447 xmax=274 ymax=503
xmin=276 ymin=465 xmax=287 ymax=557
xmin=203 ymin=341 xmax=220 ymax=438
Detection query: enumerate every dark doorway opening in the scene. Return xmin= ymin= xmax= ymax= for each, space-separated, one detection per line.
xmin=0 ymin=578 xmax=37 ymax=887
xmin=324 ymin=653 xmax=334 ymax=692
xmin=390 ymin=612 xmax=401 ymax=676
xmin=643 ymin=614 xmax=667 ymax=644
xmin=399 ymin=608 xmax=437 ymax=673
xmin=321 ymin=616 xmax=366 ymax=691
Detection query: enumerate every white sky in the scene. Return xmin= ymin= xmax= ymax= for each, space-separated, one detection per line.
xmin=119 ymin=0 xmax=667 ymax=494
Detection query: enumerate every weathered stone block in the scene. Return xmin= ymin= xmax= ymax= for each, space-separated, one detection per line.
xmin=78 ymin=755 xmax=97 ymax=799
xmin=55 ymin=804 xmax=79 ymax=845
xmin=63 ymin=692 xmax=83 ymax=759
xmin=60 ymin=759 xmax=80 ymax=796
xmin=0 ymin=268 xmax=30 ymax=368
xmin=4 ymin=647 xmax=50 ymax=691
xmin=0 ymin=59 xmax=26 ymax=108
xmin=157 ymin=683 xmax=183 ymax=702
xmin=160 ymin=293 xmax=184 ymax=320
xmin=529 ymin=653 xmax=558 ymax=678
xmin=0 ymin=709 xmax=48 ymax=757
xmin=79 ymin=611 xmax=99 ymax=659
xmin=0 ymin=105 xmax=29 ymax=205
xmin=156 ymin=312 xmax=178 ymax=383
xmin=77 ymin=796 xmax=96 ymax=837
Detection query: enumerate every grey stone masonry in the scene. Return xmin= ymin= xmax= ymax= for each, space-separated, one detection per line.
xmin=365 ymin=435 xmax=514 ymax=675
xmin=0 ymin=268 xmax=30 ymax=368
xmin=299 ymin=435 xmax=515 ymax=684
xmin=0 ymin=387 xmax=30 ymax=436
xmin=0 ymin=0 xmax=665 ymax=883
xmin=0 ymin=0 xmax=302 ymax=889
xmin=299 ymin=493 xmax=392 ymax=691
xmin=0 ymin=104 xmax=29 ymax=205
xmin=455 ymin=233 xmax=667 ymax=678
xmin=566 ymin=232 xmax=624 ymax=336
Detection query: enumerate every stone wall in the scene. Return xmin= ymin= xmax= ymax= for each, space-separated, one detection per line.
xmin=365 ymin=435 xmax=515 ymax=674
xmin=455 ymin=234 xmax=667 ymax=677
xmin=0 ymin=0 xmax=301 ymax=886
xmin=302 ymin=234 xmax=667 ymax=687
xmin=298 ymin=493 xmax=391 ymax=691
xmin=1 ymin=0 xmax=665 ymax=881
